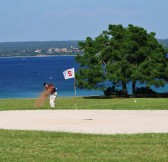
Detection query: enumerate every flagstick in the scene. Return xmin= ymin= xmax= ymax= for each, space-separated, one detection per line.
xmin=63 ymin=67 xmax=76 ymax=109
xmin=74 ymin=77 xmax=77 ymax=110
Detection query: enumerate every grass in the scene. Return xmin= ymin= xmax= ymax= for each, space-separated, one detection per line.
xmin=0 ymin=97 xmax=168 ymax=161
xmin=0 ymin=130 xmax=168 ymax=162
xmin=0 ymin=97 xmax=168 ymax=110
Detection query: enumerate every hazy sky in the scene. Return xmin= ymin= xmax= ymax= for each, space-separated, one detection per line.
xmin=0 ymin=0 xmax=167 ymax=42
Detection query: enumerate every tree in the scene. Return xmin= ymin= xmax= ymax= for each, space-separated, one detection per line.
xmin=165 ymin=54 xmax=168 ymax=82
xmin=75 ymin=37 xmax=105 ymax=90
xmin=75 ymin=24 xmax=167 ymax=95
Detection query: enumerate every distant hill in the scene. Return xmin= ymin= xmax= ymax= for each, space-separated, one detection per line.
xmin=158 ymin=39 xmax=168 ymax=48
xmin=0 ymin=41 xmax=82 ymax=50
xmin=0 ymin=41 xmax=84 ymax=57
xmin=0 ymin=39 xmax=167 ymax=50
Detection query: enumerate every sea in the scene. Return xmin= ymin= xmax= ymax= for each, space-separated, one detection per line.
xmin=0 ymin=56 xmax=167 ymax=98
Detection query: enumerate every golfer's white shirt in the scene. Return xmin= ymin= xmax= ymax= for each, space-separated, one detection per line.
xmin=50 ymin=93 xmax=57 ymax=107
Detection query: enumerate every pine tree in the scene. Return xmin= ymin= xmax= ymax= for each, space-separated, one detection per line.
xmin=75 ymin=24 xmax=167 ymax=95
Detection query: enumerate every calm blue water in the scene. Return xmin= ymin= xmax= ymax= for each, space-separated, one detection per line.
xmin=0 ymin=56 xmax=167 ymax=98
xmin=0 ymin=56 xmax=104 ymax=98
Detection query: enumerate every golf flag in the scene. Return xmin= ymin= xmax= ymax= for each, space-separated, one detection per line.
xmin=63 ymin=67 xmax=77 ymax=109
xmin=63 ymin=68 xmax=75 ymax=79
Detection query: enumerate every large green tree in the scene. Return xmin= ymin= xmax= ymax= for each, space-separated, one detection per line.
xmin=165 ymin=50 xmax=168 ymax=81
xmin=75 ymin=24 xmax=167 ymax=95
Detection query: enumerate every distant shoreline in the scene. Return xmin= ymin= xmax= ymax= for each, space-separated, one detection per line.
xmin=0 ymin=55 xmax=77 ymax=59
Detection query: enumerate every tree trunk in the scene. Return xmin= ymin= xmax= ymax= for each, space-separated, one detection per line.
xmin=132 ymin=81 xmax=136 ymax=96
xmin=112 ymin=82 xmax=116 ymax=92
xmin=122 ymin=82 xmax=128 ymax=95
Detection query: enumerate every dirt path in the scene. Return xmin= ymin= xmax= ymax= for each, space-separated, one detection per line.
xmin=0 ymin=110 xmax=168 ymax=134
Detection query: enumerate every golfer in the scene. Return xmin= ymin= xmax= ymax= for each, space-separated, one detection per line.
xmin=43 ymin=83 xmax=57 ymax=108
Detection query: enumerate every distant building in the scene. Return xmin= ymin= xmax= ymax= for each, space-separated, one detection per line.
xmin=34 ymin=49 xmax=42 ymax=53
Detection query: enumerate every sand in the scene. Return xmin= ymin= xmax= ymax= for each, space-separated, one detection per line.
xmin=0 ymin=110 xmax=168 ymax=134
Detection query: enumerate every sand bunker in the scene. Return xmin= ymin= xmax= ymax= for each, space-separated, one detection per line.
xmin=0 ymin=110 xmax=168 ymax=134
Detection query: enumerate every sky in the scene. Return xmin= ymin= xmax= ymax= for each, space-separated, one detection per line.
xmin=0 ymin=0 xmax=168 ymax=42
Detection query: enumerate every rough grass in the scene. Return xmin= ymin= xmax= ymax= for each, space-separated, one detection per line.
xmin=0 ymin=130 xmax=168 ymax=162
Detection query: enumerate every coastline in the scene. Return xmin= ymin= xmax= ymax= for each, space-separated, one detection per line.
xmin=0 ymin=54 xmax=77 ymax=59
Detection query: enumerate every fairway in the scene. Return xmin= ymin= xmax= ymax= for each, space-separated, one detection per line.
xmin=0 ymin=110 xmax=168 ymax=134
